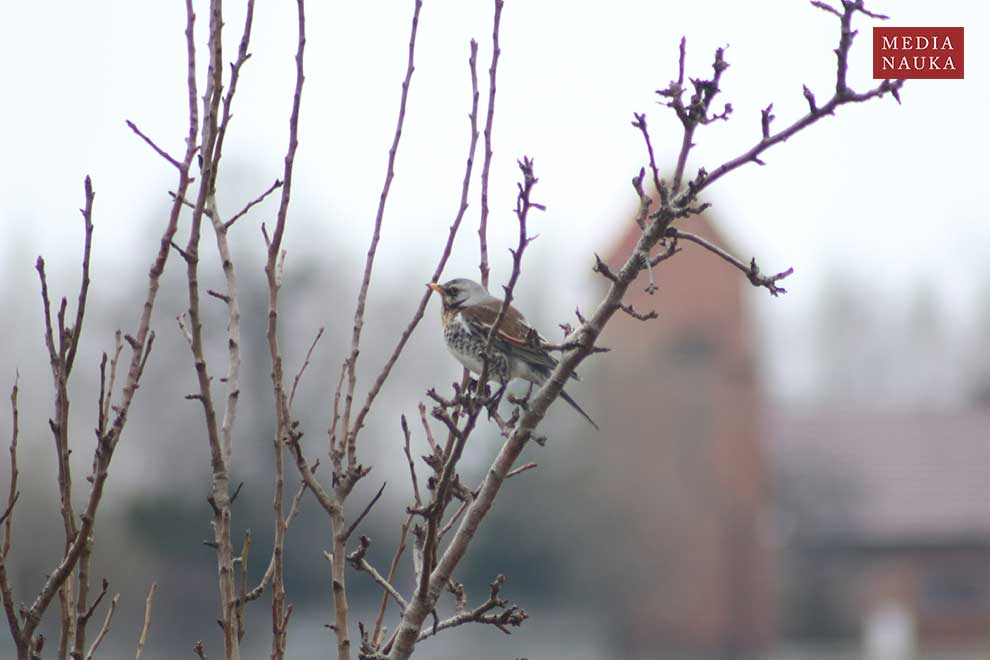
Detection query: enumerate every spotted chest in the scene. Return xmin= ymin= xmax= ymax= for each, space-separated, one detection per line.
xmin=440 ymin=308 xmax=510 ymax=383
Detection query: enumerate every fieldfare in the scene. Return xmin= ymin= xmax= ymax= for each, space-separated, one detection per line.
xmin=428 ymin=278 xmax=598 ymax=430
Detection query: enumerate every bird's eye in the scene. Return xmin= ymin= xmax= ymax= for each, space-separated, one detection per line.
xmin=447 ymin=287 xmax=459 ymax=297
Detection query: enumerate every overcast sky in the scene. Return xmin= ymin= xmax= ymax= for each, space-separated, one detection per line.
xmin=1 ymin=0 xmax=987 ymax=403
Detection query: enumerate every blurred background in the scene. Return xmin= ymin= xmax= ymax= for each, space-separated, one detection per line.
xmin=1 ymin=0 xmax=988 ymax=658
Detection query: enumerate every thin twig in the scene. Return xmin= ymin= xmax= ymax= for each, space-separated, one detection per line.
xmin=235 ymin=531 xmax=250 ymax=642
xmin=478 ymin=0 xmax=504 ymax=289
xmin=264 ymin=0 xmax=308 ymax=655
xmin=342 ymin=481 xmax=387 ymax=544
xmin=415 ymin=575 xmax=526 ymax=641
xmin=134 ymin=583 xmax=157 ymax=660
xmin=125 ymin=120 xmax=182 ymax=169
xmin=224 ymin=179 xmax=283 ymax=230
xmin=212 ymin=0 xmax=257 ymax=186
xmin=670 ymin=229 xmax=794 ymax=296
xmin=341 ymin=25 xmax=479 ymax=467
xmin=347 ymin=537 xmax=408 ymax=610
xmin=2 ymin=375 xmax=19 ymax=560
xmin=240 ymin=478 xmax=309 ymax=605
xmin=289 ymin=326 xmax=324 ymax=410
xmin=371 ymin=515 xmax=413 ymax=647
xmin=341 ymin=0 xmax=425 ymax=468
xmin=83 ymin=593 xmax=119 ymax=660
xmin=686 ymin=2 xmax=902 ymax=198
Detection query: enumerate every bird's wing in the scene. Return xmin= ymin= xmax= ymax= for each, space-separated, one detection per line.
xmin=460 ymin=299 xmax=558 ymax=371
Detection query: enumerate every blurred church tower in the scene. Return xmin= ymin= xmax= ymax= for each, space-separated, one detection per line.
xmin=582 ymin=212 xmax=776 ymax=658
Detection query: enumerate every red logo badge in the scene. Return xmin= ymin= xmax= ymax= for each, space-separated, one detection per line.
xmin=874 ymin=27 xmax=964 ymax=79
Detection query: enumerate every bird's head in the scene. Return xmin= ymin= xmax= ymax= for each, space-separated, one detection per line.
xmin=428 ymin=278 xmax=487 ymax=310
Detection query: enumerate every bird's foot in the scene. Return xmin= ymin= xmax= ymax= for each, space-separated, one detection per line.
xmin=485 ymin=382 xmax=508 ymax=420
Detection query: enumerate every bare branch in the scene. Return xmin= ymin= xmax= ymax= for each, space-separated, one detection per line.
xmin=289 ymin=326 xmax=324 ymax=411
xmin=688 ymin=2 xmax=902 ymax=198
xmin=258 ymin=0 xmax=308 ymax=655
xmin=342 ymin=481 xmax=387 ymax=544
xmin=478 ymin=0 xmax=504 ymax=289
xmin=592 ymin=253 xmax=618 ymax=282
xmin=342 ymin=0 xmax=425 ymax=469
xmin=670 ymin=229 xmax=794 ymax=296
xmin=619 ymin=303 xmax=659 ymax=321
xmin=417 ymin=402 xmax=440 ymax=456
xmin=16 ymin=0 xmax=196 ymax=654
xmin=400 ymin=416 xmax=422 ymax=507
xmin=224 ymin=178 xmax=283 ymax=230
xmin=212 ymin=0 xmax=257 ymax=184
xmin=83 ymin=593 xmax=119 ymax=660
xmin=67 ymin=176 xmax=95 ymax=374
xmin=0 ymin=380 xmax=20 ymax=650
xmin=2 ymin=375 xmax=19 ymax=560
xmin=631 ymin=114 xmax=666 ymax=207
xmin=391 ymin=159 xmax=542 ymax=659
xmin=505 ymin=462 xmax=538 ymax=480
xmin=343 ymin=19 xmax=477 ymax=465
xmin=655 ymin=38 xmax=730 ymax=194
xmin=415 ymin=575 xmax=527 ymax=642
xmin=134 ymin=583 xmax=157 ymax=660
xmin=235 ymin=531 xmax=250 ymax=642
xmin=371 ymin=514 xmax=413 ymax=648
xmin=239 ymin=478 xmax=309 ymax=605
xmin=347 ymin=536 xmax=408 ymax=610
xmin=125 ymin=120 xmax=183 ymax=169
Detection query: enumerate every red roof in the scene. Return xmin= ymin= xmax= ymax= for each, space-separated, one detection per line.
xmin=768 ymin=407 xmax=990 ymax=541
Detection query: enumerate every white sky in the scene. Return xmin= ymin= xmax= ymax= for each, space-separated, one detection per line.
xmin=1 ymin=0 xmax=987 ymax=401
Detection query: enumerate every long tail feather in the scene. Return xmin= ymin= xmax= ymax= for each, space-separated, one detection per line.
xmin=559 ymin=389 xmax=599 ymax=430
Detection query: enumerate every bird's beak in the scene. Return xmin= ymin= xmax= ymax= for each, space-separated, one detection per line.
xmin=427 ymin=282 xmax=443 ymax=294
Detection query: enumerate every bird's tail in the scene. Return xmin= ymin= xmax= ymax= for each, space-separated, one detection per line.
xmin=559 ymin=389 xmax=599 ymax=431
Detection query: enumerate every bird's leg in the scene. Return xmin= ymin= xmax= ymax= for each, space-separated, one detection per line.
xmin=463 ymin=376 xmax=485 ymax=400
xmin=486 ymin=380 xmax=508 ymax=420
xmin=507 ymin=382 xmax=534 ymax=411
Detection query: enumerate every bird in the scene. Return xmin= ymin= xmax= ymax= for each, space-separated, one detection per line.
xmin=428 ymin=277 xmax=598 ymax=430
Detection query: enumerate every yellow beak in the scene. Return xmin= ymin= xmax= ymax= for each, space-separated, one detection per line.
xmin=427 ymin=282 xmax=443 ymax=294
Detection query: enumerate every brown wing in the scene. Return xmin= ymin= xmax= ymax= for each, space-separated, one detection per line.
xmin=460 ymin=299 xmax=560 ymax=373
xmin=461 ymin=298 xmax=539 ymax=346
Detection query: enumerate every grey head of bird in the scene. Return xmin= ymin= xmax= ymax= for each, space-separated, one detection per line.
xmin=428 ymin=278 xmax=492 ymax=311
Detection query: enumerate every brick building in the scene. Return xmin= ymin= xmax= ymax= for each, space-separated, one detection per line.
xmin=580 ymin=215 xmax=776 ymax=658
xmin=771 ymin=407 xmax=990 ymax=650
